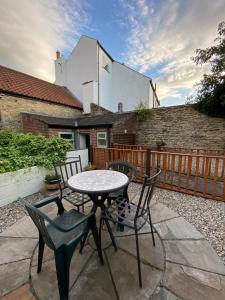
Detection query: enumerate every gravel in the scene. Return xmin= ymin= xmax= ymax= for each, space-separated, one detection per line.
xmin=0 ymin=185 xmax=224 ymax=265
xmin=0 ymin=193 xmax=44 ymax=233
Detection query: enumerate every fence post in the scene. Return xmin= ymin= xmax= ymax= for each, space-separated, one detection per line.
xmin=146 ymin=147 xmax=151 ymax=177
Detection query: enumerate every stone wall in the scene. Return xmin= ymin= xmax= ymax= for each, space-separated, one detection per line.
xmin=0 ymin=93 xmax=82 ymax=131
xmin=136 ymin=105 xmax=225 ymax=150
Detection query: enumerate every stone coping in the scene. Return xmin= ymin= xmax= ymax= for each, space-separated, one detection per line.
xmin=0 ymin=200 xmax=225 ymax=299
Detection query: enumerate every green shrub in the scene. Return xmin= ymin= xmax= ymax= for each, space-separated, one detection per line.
xmin=156 ymin=140 xmax=166 ymax=148
xmin=45 ymin=173 xmax=61 ymax=182
xmin=0 ymin=131 xmax=72 ymax=174
xmin=135 ymin=102 xmax=152 ymax=121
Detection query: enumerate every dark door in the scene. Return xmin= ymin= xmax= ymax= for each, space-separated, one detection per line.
xmin=85 ymin=134 xmax=91 ymax=162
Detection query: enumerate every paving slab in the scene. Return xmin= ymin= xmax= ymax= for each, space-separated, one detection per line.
xmin=164 ymin=239 xmax=225 ymax=275
xmin=112 ymin=221 xmax=154 ymax=237
xmin=163 ymin=262 xmax=225 ymax=300
xmin=116 ymin=233 xmax=164 ymax=270
xmin=0 ymin=259 xmax=30 ymax=297
xmin=151 ymin=203 xmax=179 ymax=224
xmin=0 ymin=237 xmax=37 ymax=264
xmin=70 ymin=252 xmax=117 ymax=300
xmin=154 ymin=217 xmax=203 ymax=240
xmin=31 ymin=245 xmax=93 ymax=300
xmin=105 ymin=247 xmax=162 ymax=299
xmin=151 ymin=287 xmax=181 ymax=300
xmin=0 ymin=217 xmax=38 ymax=239
xmin=1 ymin=284 xmax=36 ymax=300
xmin=32 ymin=244 xmax=54 ymax=267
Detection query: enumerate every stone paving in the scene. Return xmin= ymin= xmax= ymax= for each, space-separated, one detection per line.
xmin=0 ymin=195 xmax=225 ymax=300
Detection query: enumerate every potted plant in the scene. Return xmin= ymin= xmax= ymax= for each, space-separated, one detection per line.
xmin=44 ymin=173 xmax=61 ymax=191
xmin=156 ymin=140 xmax=166 ymax=151
xmin=84 ymin=164 xmax=96 ymax=171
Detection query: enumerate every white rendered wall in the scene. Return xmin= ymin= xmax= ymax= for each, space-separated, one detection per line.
xmin=66 ymin=149 xmax=89 ymax=168
xmin=0 ymin=167 xmax=48 ymax=207
xmin=82 ymin=81 xmax=98 ymax=113
xmin=0 ymin=150 xmax=89 ymax=207
xmin=55 ymin=36 xmax=98 ymax=112
xmin=98 ymin=46 xmax=113 ymax=111
xmin=112 ymin=62 xmax=151 ymax=112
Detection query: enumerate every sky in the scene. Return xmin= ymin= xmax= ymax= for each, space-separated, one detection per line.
xmin=0 ymin=0 xmax=225 ymax=107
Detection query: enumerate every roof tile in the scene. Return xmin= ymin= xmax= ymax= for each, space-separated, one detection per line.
xmin=0 ymin=65 xmax=82 ymax=109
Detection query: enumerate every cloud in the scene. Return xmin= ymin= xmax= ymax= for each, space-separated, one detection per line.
xmin=119 ymin=0 xmax=225 ymax=103
xmin=0 ymin=0 xmax=90 ymax=82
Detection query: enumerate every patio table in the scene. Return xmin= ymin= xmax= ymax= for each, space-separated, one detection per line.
xmin=67 ymin=169 xmax=129 ymax=250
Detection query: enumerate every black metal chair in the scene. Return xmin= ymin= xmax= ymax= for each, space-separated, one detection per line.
xmin=54 ymin=156 xmax=91 ymax=211
xmin=102 ymin=169 xmax=161 ymax=288
xmin=106 ymin=161 xmax=136 ymax=204
xmin=25 ymin=196 xmax=103 ymax=300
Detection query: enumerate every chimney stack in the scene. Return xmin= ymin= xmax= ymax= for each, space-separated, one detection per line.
xmin=118 ymin=102 xmax=123 ymax=113
xmin=56 ymin=50 xmax=61 ymax=59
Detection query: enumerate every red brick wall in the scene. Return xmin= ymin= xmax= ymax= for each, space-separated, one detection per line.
xmin=47 ymin=128 xmax=74 ymax=137
xmin=78 ymin=128 xmax=110 ymax=148
xmin=21 ymin=114 xmax=74 ymax=137
xmin=21 ymin=114 xmax=48 ymax=135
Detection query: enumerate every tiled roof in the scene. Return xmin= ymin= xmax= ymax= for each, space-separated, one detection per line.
xmin=0 ymin=65 xmax=82 ymax=109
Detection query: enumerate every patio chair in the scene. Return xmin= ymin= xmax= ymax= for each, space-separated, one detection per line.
xmin=106 ymin=160 xmax=136 ymax=205
xmin=25 ymin=196 xmax=103 ymax=300
xmin=102 ymin=169 xmax=161 ymax=288
xmin=54 ymin=156 xmax=91 ymax=211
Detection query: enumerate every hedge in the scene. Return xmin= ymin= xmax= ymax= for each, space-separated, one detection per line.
xmin=0 ymin=131 xmax=72 ymax=174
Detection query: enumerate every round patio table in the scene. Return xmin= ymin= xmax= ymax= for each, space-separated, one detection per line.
xmin=68 ymin=170 xmax=129 ymax=251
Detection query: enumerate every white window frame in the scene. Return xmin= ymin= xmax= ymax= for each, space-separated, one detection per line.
xmin=58 ymin=132 xmax=75 ymax=147
xmin=97 ymin=131 xmax=107 ymax=148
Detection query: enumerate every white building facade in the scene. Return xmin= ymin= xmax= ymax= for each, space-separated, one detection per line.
xmin=55 ymin=36 xmax=159 ymax=113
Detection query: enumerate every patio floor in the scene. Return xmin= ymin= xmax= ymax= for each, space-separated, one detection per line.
xmin=0 ymin=194 xmax=225 ymax=299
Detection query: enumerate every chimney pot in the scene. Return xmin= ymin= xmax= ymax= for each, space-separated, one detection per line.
xmin=56 ymin=50 xmax=60 ymax=59
xmin=118 ymin=102 xmax=123 ymax=113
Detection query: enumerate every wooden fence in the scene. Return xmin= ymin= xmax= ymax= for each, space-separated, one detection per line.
xmin=92 ymin=146 xmax=225 ymax=202
xmin=112 ymin=143 xmax=225 ymax=156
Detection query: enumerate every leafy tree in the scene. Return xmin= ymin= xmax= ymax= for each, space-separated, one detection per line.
xmin=192 ymin=21 xmax=225 ymax=118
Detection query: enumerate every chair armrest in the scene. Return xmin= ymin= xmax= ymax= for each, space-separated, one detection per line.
xmin=34 ymin=196 xmax=64 ymax=214
xmin=26 ymin=203 xmax=95 ymax=233
xmin=50 ymin=211 xmax=95 ymax=233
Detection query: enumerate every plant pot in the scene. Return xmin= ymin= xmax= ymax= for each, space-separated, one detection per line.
xmin=44 ymin=179 xmax=61 ymax=191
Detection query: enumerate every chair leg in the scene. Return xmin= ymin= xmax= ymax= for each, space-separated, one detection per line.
xmin=79 ymin=231 xmax=88 ymax=254
xmin=135 ymin=228 xmax=142 ymax=288
xmin=37 ymin=233 xmax=45 ymax=273
xmin=55 ymin=249 xmax=71 ymax=300
xmin=105 ymin=218 xmax=117 ymax=252
xmin=148 ymin=210 xmax=155 ymax=247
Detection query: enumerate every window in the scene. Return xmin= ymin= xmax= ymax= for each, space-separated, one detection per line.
xmin=103 ymin=64 xmax=110 ymax=73
xmin=58 ymin=132 xmax=75 ymax=147
xmin=97 ymin=132 xmax=107 ymax=148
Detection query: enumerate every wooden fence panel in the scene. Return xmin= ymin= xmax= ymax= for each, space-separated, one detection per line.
xmin=92 ymin=147 xmax=225 ymax=201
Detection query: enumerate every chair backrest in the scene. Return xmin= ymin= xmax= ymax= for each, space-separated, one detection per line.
xmin=107 ymin=160 xmax=136 ymax=181
xmin=135 ymin=169 xmax=161 ymax=220
xmin=54 ymin=156 xmax=82 ymax=188
xmin=25 ymin=204 xmax=56 ymax=250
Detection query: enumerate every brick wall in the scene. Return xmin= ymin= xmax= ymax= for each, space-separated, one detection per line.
xmin=21 ymin=114 xmax=48 ymax=135
xmin=136 ymin=105 xmax=225 ymax=150
xmin=0 ymin=93 xmax=82 ymax=131
xmin=78 ymin=128 xmax=110 ymax=147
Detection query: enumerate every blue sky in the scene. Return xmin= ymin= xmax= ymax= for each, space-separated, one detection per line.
xmin=0 ymin=0 xmax=225 ymax=106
